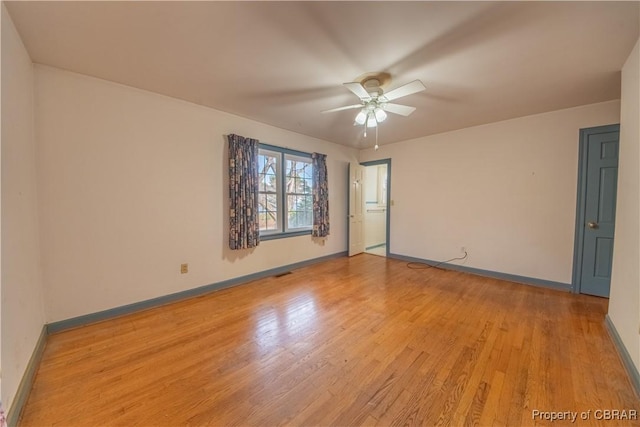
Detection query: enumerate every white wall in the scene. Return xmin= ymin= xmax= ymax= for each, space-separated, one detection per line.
xmin=364 ymin=166 xmax=378 ymax=204
xmin=360 ymin=101 xmax=620 ymax=284
xmin=35 ymin=65 xmax=358 ymax=323
xmin=0 ymin=4 xmax=46 ymax=413
xmin=609 ymin=38 xmax=640 ymax=371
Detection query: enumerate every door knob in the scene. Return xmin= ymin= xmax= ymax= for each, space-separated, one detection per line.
xmin=587 ymin=221 xmax=599 ymax=229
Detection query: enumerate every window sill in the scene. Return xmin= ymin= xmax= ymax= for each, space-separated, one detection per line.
xmin=260 ymin=230 xmax=312 ymax=241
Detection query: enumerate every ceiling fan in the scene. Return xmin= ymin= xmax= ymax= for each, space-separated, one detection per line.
xmin=321 ymin=72 xmax=426 ymax=129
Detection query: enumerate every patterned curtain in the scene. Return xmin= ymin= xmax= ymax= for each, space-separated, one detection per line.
xmin=228 ymin=134 xmax=260 ymax=250
xmin=312 ymin=152 xmax=330 ymax=237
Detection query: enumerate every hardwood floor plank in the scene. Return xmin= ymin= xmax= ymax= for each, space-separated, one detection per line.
xmin=478 ymin=370 xmax=505 ymax=427
xmin=17 ymin=255 xmax=640 ymax=426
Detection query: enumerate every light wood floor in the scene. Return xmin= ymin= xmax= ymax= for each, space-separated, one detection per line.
xmin=19 ymin=254 xmax=639 ymax=426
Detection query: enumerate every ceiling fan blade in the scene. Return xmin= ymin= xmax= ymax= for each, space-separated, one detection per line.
xmin=321 ymin=104 xmax=363 ymax=114
xmin=343 ymin=82 xmax=372 ymax=101
xmin=381 ymin=80 xmax=426 ymax=101
xmin=383 ymin=103 xmax=416 ymax=116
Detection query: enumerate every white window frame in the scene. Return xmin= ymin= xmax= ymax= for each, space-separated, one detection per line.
xmin=258 ymin=144 xmax=313 ymax=240
xmin=257 ymin=148 xmax=282 ymax=235
xmin=283 ymin=153 xmax=314 ymax=233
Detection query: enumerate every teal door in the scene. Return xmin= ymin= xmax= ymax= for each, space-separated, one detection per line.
xmin=575 ymin=125 xmax=619 ymax=297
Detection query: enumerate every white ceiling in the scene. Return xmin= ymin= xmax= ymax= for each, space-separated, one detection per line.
xmin=5 ymin=1 xmax=640 ymax=148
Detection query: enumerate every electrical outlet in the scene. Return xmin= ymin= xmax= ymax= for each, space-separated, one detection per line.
xmin=461 ymin=246 xmax=466 ymax=254
xmin=180 ymin=263 xmax=188 ymax=274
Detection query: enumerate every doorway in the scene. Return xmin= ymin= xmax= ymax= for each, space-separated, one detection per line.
xmin=348 ymin=159 xmax=391 ymax=257
xmin=572 ymin=124 xmax=620 ymax=297
xmin=362 ymin=160 xmax=390 ymax=257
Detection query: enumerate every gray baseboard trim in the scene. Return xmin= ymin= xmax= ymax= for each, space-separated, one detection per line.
xmin=7 ymin=325 xmax=48 ymax=427
xmin=365 ymin=243 xmax=386 ymax=250
xmin=388 ymin=252 xmax=571 ymax=292
xmin=604 ymin=315 xmax=640 ymax=398
xmin=47 ymin=251 xmax=347 ymax=334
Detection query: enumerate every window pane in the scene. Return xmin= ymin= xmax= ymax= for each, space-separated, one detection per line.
xmin=302 ymin=178 xmax=312 ymax=193
xmin=264 ymin=173 xmax=277 ymax=193
xmin=265 ymin=212 xmax=273 ymax=230
xmin=258 ymin=194 xmax=267 ymax=213
xmin=259 ymin=151 xmax=278 ymax=194
xmin=267 ymin=193 xmax=278 ymax=211
xmin=262 ymin=194 xmax=278 ymax=231
xmin=302 ymin=163 xmax=312 ymax=180
xmin=287 ymin=194 xmax=313 ymax=229
xmin=259 ymin=153 xmax=277 ymax=178
xmin=287 ymin=194 xmax=297 ymax=229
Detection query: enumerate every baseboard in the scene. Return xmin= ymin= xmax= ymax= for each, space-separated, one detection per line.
xmin=365 ymin=243 xmax=386 ymax=250
xmin=47 ymin=251 xmax=348 ymax=334
xmin=388 ymin=252 xmax=571 ymax=292
xmin=6 ymin=325 xmax=48 ymax=427
xmin=604 ymin=315 xmax=640 ymax=398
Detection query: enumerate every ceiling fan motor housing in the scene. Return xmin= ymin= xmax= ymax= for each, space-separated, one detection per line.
xmin=362 ymin=78 xmax=383 ymax=98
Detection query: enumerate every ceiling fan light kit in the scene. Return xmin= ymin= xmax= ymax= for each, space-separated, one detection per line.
xmin=355 ymin=110 xmax=367 ymax=125
xmin=374 ymin=108 xmax=387 ymax=123
xmin=321 ymin=72 xmax=426 ymax=147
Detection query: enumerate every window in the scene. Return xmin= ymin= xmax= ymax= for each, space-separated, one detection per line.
xmin=258 ymin=144 xmax=313 ymax=239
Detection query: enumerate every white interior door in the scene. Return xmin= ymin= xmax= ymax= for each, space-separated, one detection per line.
xmin=348 ymin=162 xmax=365 ymax=256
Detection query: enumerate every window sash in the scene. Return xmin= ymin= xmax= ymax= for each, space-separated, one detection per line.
xmin=258 ymin=149 xmax=282 ymax=235
xmin=284 ymin=153 xmax=313 ymax=232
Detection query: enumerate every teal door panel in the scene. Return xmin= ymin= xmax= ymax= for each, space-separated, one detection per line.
xmin=579 ymin=128 xmax=619 ymax=297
